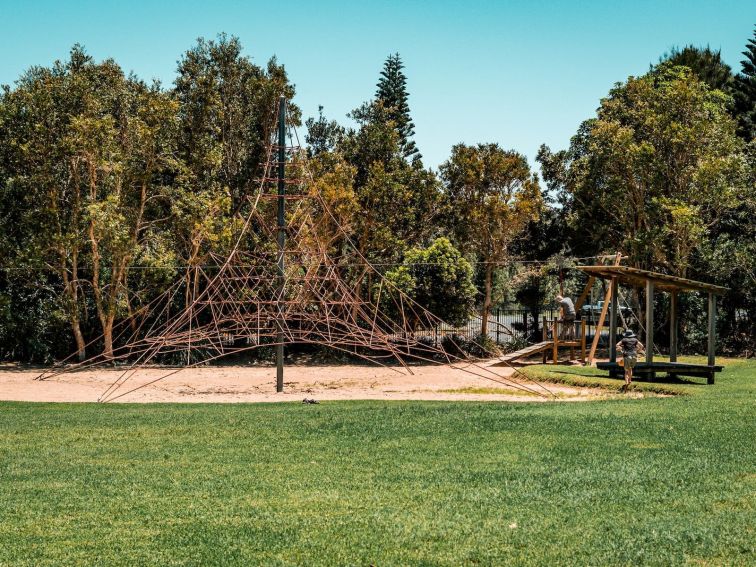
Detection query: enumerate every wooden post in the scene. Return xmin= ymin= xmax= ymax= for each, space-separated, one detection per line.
xmin=708 ymin=292 xmax=716 ymax=368
xmin=609 ymin=278 xmax=618 ymax=363
xmin=586 ymin=252 xmax=622 ymax=366
xmin=587 ymin=282 xmax=612 ymax=365
xmin=646 ymin=280 xmax=654 ymax=364
xmin=552 ymin=319 xmax=559 ymax=364
xmin=670 ymin=291 xmax=678 ymax=363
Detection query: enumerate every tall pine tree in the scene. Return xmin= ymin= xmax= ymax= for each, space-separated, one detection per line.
xmin=733 ymin=26 xmax=756 ymax=142
xmin=375 ymin=53 xmax=420 ymax=160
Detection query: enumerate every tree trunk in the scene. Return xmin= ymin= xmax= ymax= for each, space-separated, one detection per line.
xmin=102 ymin=316 xmax=114 ymax=360
xmin=480 ymin=264 xmax=493 ymax=337
xmin=71 ymin=316 xmax=86 ymax=362
xmin=61 ymin=254 xmax=86 ymax=361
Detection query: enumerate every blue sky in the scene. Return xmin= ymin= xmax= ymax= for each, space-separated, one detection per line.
xmin=0 ymin=0 xmax=753 ymax=168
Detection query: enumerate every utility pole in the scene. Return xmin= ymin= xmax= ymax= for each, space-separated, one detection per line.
xmin=276 ymin=96 xmax=286 ymax=393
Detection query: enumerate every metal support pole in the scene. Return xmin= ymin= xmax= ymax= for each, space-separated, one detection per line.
xmin=542 ymin=315 xmax=548 ymax=364
xmin=581 ymin=320 xmax=586 ymax=363
xmin=609 ymin=278 xmax=618 ymax=363
xmin=276 ymin=96 xmax=286 ymax=393
xmin=646 ymin=280 xmax=654 ymax=364
xmin=552 ymin=319 xmax=558 ymax=364
xmin=708 ymin=292 xmax=716 ymax=367
xmin=670 ymin=291 xmax=678 ymax=363
xmin=495 ymin=308 xmax=500 ymax=344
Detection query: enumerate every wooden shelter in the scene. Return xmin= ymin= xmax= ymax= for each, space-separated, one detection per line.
xmin=578 ymin=265 xmax=728 ymax=383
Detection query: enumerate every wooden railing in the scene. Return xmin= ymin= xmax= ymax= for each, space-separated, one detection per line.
xmin=541 ymin=317 xmax=587 ymax=364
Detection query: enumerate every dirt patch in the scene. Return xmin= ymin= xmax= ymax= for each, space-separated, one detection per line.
xmin=0 ymin=361 xmax=615 ymax=404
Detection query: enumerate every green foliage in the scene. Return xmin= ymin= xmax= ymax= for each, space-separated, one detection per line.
xmin=2 ymin=32 xmax=755 ymax=361
xmin=340 ymin=101 xmax=442 ymax=265
xmin=0 ymin=38 xmax=299 ymax=361
xmin=174 ymin=34 xmax=299 ymax=212
xmin=375 ymin=53 xmax=420 ymax=160
xmin=733 ymin=26 xmax=756 ymax=141
xmin=384 ymin=238 xmax=476 ymax=327
xmin=657 ymin=45 xmax=733 ymax=92
xmin=538 ymin=65 xmax=747 ymax=275
xmin=441 ymin=143 xmax=542 ymax=334
xmin=304 ymin=106 xmax=345 ymax=156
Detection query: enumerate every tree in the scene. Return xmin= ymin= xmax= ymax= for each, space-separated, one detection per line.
xmin=510 ymin=199 xmax=568 ymax=337
xmin=440 ymin=144 xmax=542 ymax=336
xmin=305 ymin=106 xmax=345 ymax=156
xmin=384 ymin=237 xmax=476 ymax=327
xmin=375 ymin=53 xmax=420 ymax=160
xmin=538 ymin=65 xmax=748 ymax=277
xmin=0 ymin=46 xmax=181 ymax=359
xmin=174 ymin=34 xmax=299 ymax=214
xmin=733 ymin=26 xmax=756 ymax=142
xmin=657 ymin=45 xmax=733 ymax=92
xmin=341 ymin=101 xmax=442 ymax=265
xmin=172 ymin=35 xmax=300 ymax=306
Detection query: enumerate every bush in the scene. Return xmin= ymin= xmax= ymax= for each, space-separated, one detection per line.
xmin=441 ymin=333 xmax=471 ymax=358
xmin=468 ymin=333 xmax=501 ymax=358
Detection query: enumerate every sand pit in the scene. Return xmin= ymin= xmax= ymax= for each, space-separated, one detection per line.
xmin=0 ymin=359 xmax=622 ymax=404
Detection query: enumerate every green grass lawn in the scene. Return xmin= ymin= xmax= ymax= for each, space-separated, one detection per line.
xmin=0 ymin=359 xmax=754 ymax=565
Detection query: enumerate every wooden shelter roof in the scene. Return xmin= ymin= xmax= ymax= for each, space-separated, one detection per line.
xmin=578 ymin=265 xmax=729 ymax=294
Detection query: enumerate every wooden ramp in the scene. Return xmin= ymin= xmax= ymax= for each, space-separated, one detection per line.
xmin=500 ymin=341 xmax=553 ymax=363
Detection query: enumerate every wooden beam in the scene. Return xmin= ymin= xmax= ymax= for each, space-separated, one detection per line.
xmin=670 ymin=291 xmax=678 ymax=363
xmin=609 ymin=278 xmax=619 ymax=362
xmin=586 ymin=282 xmax=612 ymax=366
xmin=646 ymin=280 xmax=654 ymax=364
xmin=577 ymin=265 xmax=728 ymax=294
xmin=585 ymin=253 xmax=622 ymax=366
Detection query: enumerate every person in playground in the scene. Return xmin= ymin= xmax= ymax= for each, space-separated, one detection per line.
xmin=556 ymin=294 xmax=576 ymax=339
xmin=616 ymin=329 xmax=645 ymax=390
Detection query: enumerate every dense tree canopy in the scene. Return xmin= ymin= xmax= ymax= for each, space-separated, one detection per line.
xmin=441 ymin=144 xmax=542 ymax=335
xmin=384 ymin=237 xmax=476 ymax=328
xmin=538 ymin=65 xmax=746 ymax=276
xmin=657 ymin=45 xmax=733 ymax=92
xmin=1 ymin=28 xmax=754 ymax=362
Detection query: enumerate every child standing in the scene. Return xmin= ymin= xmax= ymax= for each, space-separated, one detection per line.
xmin=616 ymin=329 xmax=645 ymax=391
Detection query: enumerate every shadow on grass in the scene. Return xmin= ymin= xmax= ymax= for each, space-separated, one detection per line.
xmin=547 ymin=369 xmax=704 ymax=386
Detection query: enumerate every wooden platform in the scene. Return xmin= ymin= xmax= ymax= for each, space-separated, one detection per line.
xmin=500 ymin=337 xmax=587 ymax=364
xmin=596 ymin=361 xmax=723 ymax=384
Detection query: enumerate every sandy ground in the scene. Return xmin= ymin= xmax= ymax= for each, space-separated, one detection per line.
xmin=0 ymin=359 xmax=617 ymax=404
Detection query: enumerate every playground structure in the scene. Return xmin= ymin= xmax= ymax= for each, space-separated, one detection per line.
xmin=499 ymin=318 xmax=587 ymax=364
xmin=38 ymin=96 xmax=553 ymax=402
xmin=500 ymin=256 xmax=727 ymax=384
xmin=579 ymin=265 xmax=727 ymax=383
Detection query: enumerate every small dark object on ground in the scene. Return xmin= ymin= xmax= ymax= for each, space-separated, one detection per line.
xmin=302 ymin=398 xmax=319 ymax=404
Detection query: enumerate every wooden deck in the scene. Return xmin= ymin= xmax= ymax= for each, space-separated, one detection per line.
xmin=596 ymin=361 xmax=723 ymax=384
